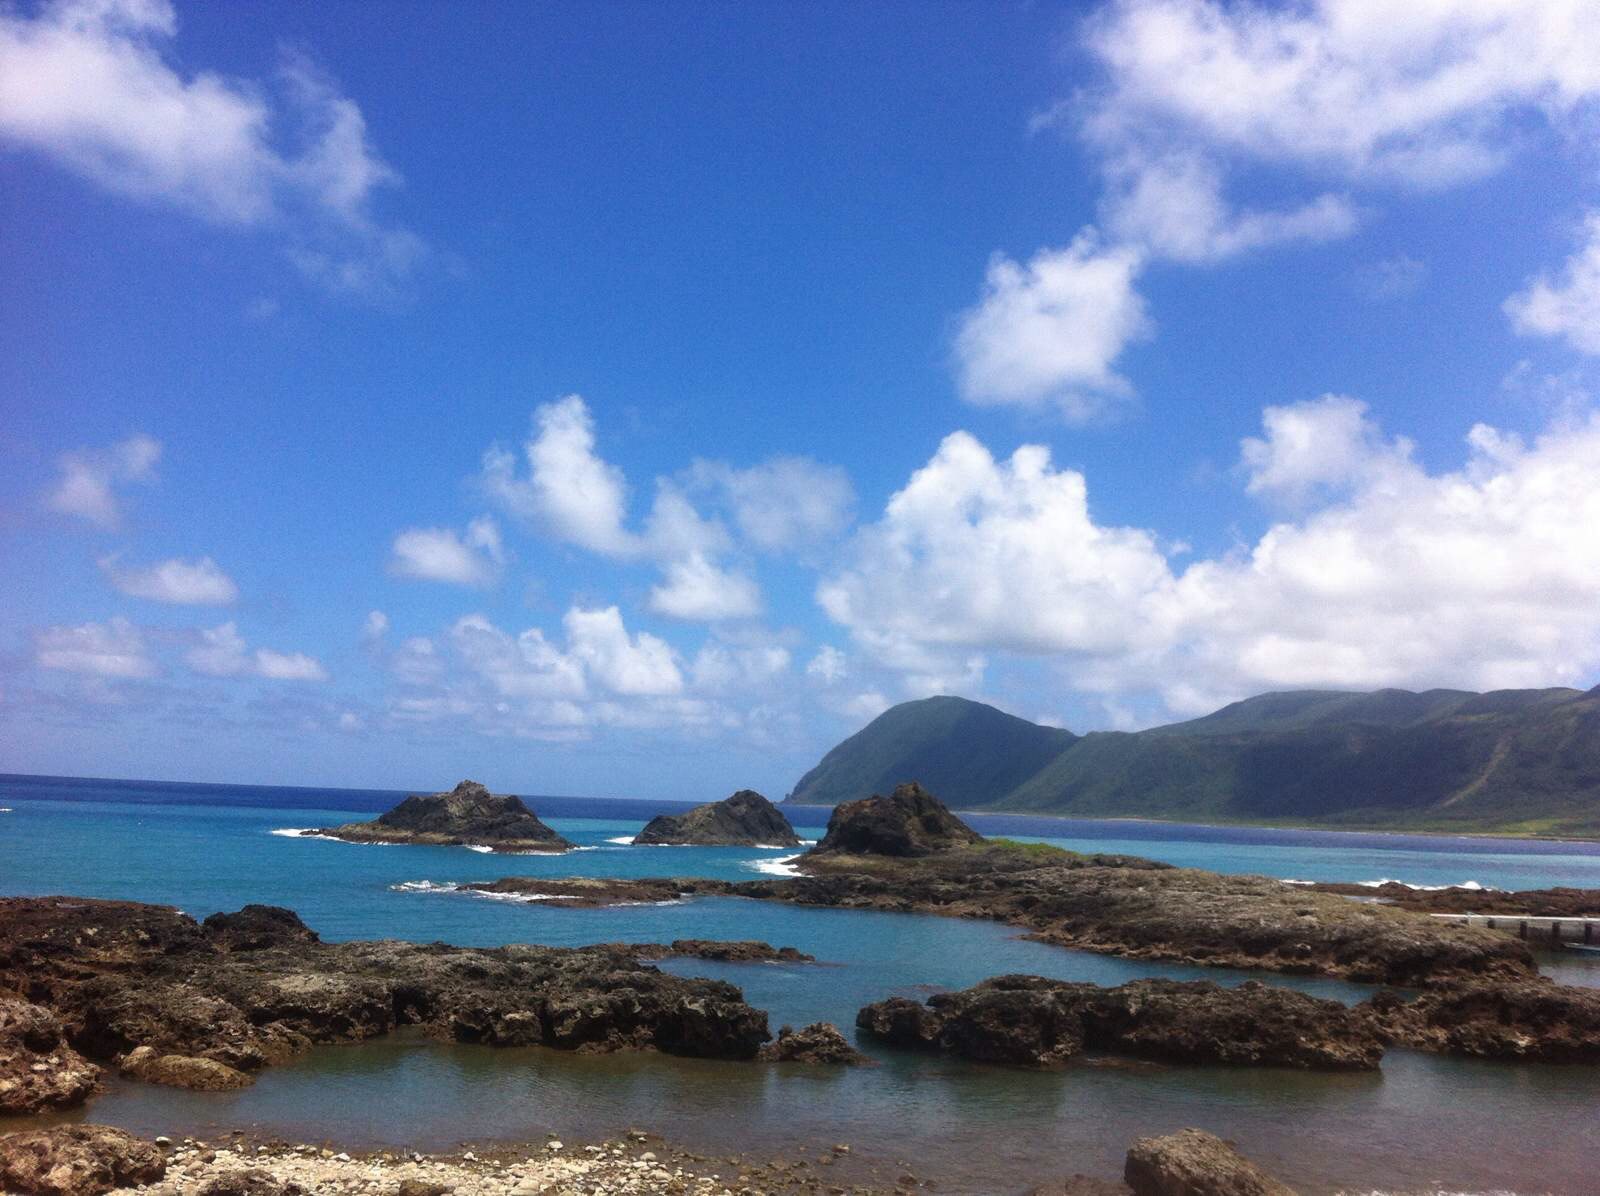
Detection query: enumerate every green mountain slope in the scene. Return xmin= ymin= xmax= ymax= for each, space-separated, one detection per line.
xmin=787 ymin=695 xmax=1077 ymax=811
xmin=787 ymin=687 xmax=1600 ymax=837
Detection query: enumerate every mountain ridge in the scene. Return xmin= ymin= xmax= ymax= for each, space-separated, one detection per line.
xmin=786 ymin=688 xmax=1600 ymax=837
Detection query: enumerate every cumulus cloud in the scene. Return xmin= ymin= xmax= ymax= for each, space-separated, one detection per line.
xmin=388 ymin=517 xmax=505 ymax=587
xmin=648 ymin=553 xmax=763 ymax=622
xmin=1240 ymin=394 xmax=1413 ymax=502
xmin=1082 ymin=0 xmax=1600 ymax=190
xmin=99 ymin=554 xmax=238 ymax=605
xmin=953 ymin=232 xmax=1151 ymax=419
xmin=0 ymin=0 xmax=423 ymax=295
xmin=185 ymin=622 xmax=327 ymax=681
xmin=481 ymin=395 xmax=641 ymax=557
xmin=805 ymin=645 xmax=848 ymax=685
xmin=564 ymin=606 xmax=683 ymax=697
xmin=690 ymin=457 xmax=855 ymax=553
xmin=1505 ymin=212 xmax=1600 ymax=355
xmin=821 ymin=402 xmax=1600 ymax=716
xmin=34 ymin=616 xmax=155 ymax=678
xmin=44 ymin=433 xmax=160 ymax=526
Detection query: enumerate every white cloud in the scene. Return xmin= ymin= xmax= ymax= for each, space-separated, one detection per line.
xmin=690 ymin=638 xmax=792 ymax=694
xmin=44 ymin=433 xmax=160 ymax=526
xmin=185 ymin=622 xmax=327 ymax=681
xmin=1505 ymin=211 xmax=1600 ymax=355
xmin=1240 ymin=394 xmax=1413 ymax=501
xmin=805 ymin=645 xmax=847 ymax=685
xmin=690 ymin=457 xmax=855 ymax=552
xmin=1100 ymin=149 xmax=1357 ymax=263
xmin=99 ymin=554 xmax=238 ymax=605
xmin=482 ymin=395 xmax=641 ymax=557
xmin=1083 ymin=0 xmax=1600 ymax=190
xmin=953 ymin=232 xmax=1151 ymax=419
xmin=34 ymin=615 xmax=156 ymax=678
xmin=388 ymin=517 xmax=505 ymax=587
xmin=821 ymin=403 xmax=1600 ymax=715
xmin=648 ymin=553 xmax=763 ymax=622
xmin=449 ymin=613 xmax=586 ymax=700
xmin=564 ymin=606 xmax=683 ymax=697
xmin=253 ymin=649 xmax=328 ymax=682
xmin=0 ymin=0 xmax=422 ymax=295
xmin=362 ymin=610 xmax=389 ymax=642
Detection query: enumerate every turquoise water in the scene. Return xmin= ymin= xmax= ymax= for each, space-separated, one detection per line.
xmin=4 ymin=774 xmax=1600 ymax=1194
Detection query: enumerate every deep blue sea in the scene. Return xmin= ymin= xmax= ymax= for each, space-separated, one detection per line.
xmin=4 ymin=773 xmax=1600 ymax=1195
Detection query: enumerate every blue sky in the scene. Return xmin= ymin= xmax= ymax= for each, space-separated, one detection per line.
xmin=3 ymin=0 xmax=1600 ymax=799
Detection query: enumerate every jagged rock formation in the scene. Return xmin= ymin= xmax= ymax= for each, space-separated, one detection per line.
xmin=857 ymin=976 xmax=1383 ymax=1070
xmin=0 ymin=997 xmax=100 ymax=1113
xmin=758 ymin=1022 xmax=871 ymax=1064
xmin=0 ymin=1124 xmax=166 ymax=1196
xmin=1124 ymin=1129 xmax=1295 ymax=1196
xmin=633 ymin=790 xmax=800 ymax=847
xmin=1360 ymin=980 xmax=1600 ymax=1061
xmin=305 ymin=780 xmax=573 ymax=852
xmin=673 ymin=795 xmax=1533 ymax=986
xmin=0 ymin=896 xmax=772 ymax=1111
xmin=809 ymin=781 xmax=983 ymax=857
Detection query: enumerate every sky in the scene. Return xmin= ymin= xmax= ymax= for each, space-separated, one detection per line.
xmin=3 ymin=0 xmax=1600 ymax=800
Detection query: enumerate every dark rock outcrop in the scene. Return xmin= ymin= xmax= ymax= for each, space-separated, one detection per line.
xmin=671 ymin=840 xmax=1537 ymax=987
xmin=857 ymin=976 xmax=1384 ymax=1070
xmin=759 ymin=1022 xmax=871 ymax=1064
xmin=0 ymin=1124 xmax=166 ymax=1196
xmin=305 ymin=780 xmax=572 ymax=852
xmin=0 ymin=997 xmax=100 ymax=1113
xmin=633 ymin=790 xmax=800 ymax=847
xmin=202 ymin=905 xmax=320 ymax=951
xmin=809 ymin=782 xmax=983 ymax=858
xmin=1359 ymin=980 xmax=1600 ymax=1061
xmin=0 ymin=896 xmax=773 ymax=1109
xmin=1307 ymin=880 xmax=1600 ymax=917
xmin=650 ymin=940 xmax=814 ymax=963
xmin=460 ymin=877 xmax=684 ymax=907
xmin=1123 ymin=1129 xmax=1295 ymax=1196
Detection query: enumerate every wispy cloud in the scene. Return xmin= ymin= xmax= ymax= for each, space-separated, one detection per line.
xmin=44 ymin=434 xmax=160 ymax=527
xmin=100 ymin=554 xmax=239 ymax=605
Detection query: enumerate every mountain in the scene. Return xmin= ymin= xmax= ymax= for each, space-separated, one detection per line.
xmin=786 ymin=687 xmax=1600 ymax=837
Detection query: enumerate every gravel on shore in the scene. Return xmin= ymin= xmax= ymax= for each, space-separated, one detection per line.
xmin=109 ymin=1132 xmax=909 ymax=1196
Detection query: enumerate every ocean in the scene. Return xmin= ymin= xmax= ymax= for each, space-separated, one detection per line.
xmin=4 ymin=772 xmax=1599 ymax=1195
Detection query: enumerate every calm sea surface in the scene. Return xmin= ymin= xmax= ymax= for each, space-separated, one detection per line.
xmin=4 ymin=773 xmax=1599 ymax=1195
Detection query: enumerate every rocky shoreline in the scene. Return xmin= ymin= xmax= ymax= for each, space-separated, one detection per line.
xmin=0 ymin=1123 xmax=1295 ymax=1196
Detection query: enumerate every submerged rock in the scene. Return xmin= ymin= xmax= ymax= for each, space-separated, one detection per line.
xmin=1123 ymin=1129 xmax=1295 ymax=1196
xmin=461 ymin=876 xmax=685 ymax=907
xmin=808 ymin=782 xmax=983 ymax=858
xmin=305 ymin=780 xmax=573 ymax=853
xmin=118 ymin=1044 xmax=253 ymax=1090
xmin=633 ymin=789 xmax=801 ymax=847
xmin=1360 ymin=979 xmax=1600 ymax=1061
xmin=758 ymin=1022 xmax=872 ymax=1064
xmin=857 ymin=976 xmax=1384 ymax=1070
xmin=0 ymin=997 xmax=100 ymax=1113
xmin=0 ymin=1124 xmax=165 ymax=1196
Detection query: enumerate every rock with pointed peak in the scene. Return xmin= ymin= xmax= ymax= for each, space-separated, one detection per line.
xmin=633 ymin=790 xmax=800 ymax=847
xmin=306 ymin=780 xmax=572 ymax=853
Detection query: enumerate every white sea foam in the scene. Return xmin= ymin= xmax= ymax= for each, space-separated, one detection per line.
xmin=271 ymin=829 xmax=399 ymax=846
xmin=1281 ymin=876 xmax=1500 ymax=893
xmin=605 ymin=835 xmax=635 ymax=845
xmin=743 ymin=854 xmax=802 ymax=877
xmin=0 ymin=807 xmax=12 ymax=813
xmin=270 ymin=827 xmax=312 ymax=837
xmin=465 ymin=844 xmax=494 ymax=853
xmin=389 ymin=880 xmax=459 ymax=894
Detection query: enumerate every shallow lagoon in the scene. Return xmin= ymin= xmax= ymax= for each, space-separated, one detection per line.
xmin=5 ymin=775 xmax=1600 ymax=1194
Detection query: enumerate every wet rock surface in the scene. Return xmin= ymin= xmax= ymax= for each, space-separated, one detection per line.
xmin=0 ymin=997 xmax=101 ymax=1114
xmin=857 ymin=976 xmax=1383 ymax=1070
xmin=810 ymin=782 xmax=984 ymax=857
xmin=461 ymin=876 xmax=687 ymax=907
xmin=673 ymin=787 xmax=1536 ymax=987
xmin=1307 ymin=880 xmax=1600 ymax=917
xmin=759 ymin=1022 xmax=872 ymax=1064
xmin=0 ymin=1124 xmax=165 ymax=1196
xmin=1123 ymin=1129 xmax=1295 ymax=1196
xmin=117 ymin=1044 xmax=252 ymax=1090
xmin=305 ymin=780 xmax=573 ymax=852
xmin=1359 ymin=979 xmax=1600 ymax=1061
xmin=633 ymin=789 xmax=801 ymax=847
xmin=0 ymin=896 xmax=773 ymax=1109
